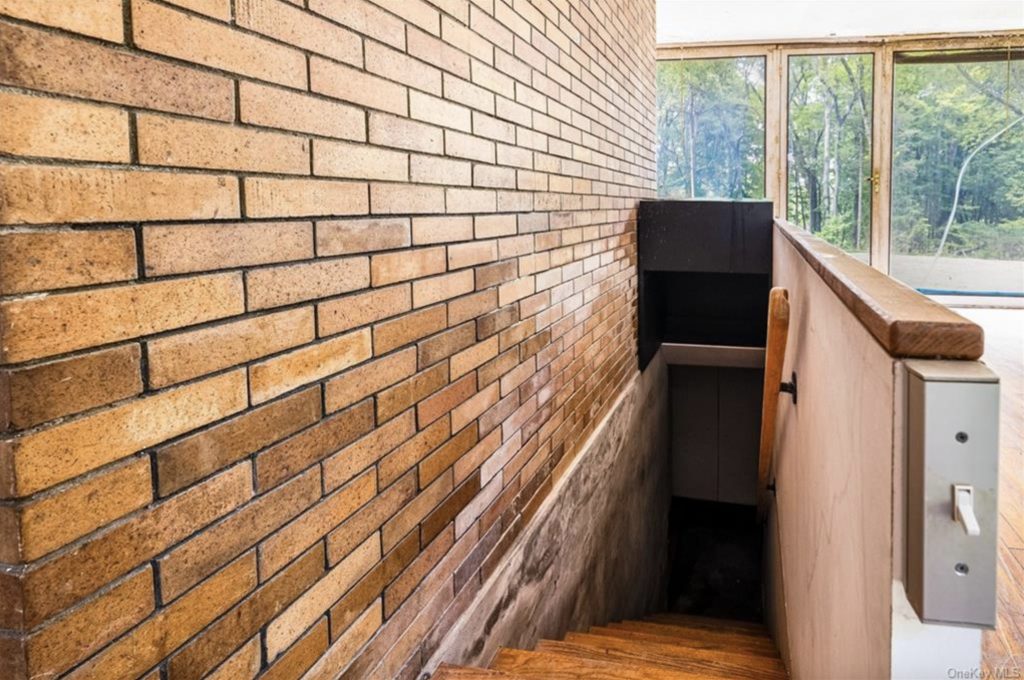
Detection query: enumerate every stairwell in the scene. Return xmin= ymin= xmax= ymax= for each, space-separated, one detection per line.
xmin=431 ymin=614 xmax=786 ymax=679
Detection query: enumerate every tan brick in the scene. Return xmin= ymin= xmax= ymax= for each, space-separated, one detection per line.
xmin=450 ymin=336 xmax=499 ymax=379
xmin=156 ymin=386 xmax=320 ymax=496
xmin=376 ymin=363 xmax=448 ymax=425
xmin=371 ymin=247 xmax=446 ymax=286
xmin=148 ymin=307 xmax=315 ymax=387
xmin=206 ymin=636 xmax=261 ymax=680
xmin=325 ymin=472 xmax=415 ymax=561
xmin=370 ymin=183 xmax=446 ymax=215
xmin=311 ymin=56 xmax=408 ymax=116
xmin=167 ymin=543 xmax=325 ymax=680
xmin=443 ymin=73 xmax=496 ymax=114
xmin=0 ymin=369 xmax=247 ymax=498
xmin=261 ymin=618 xmax=328 ymax=680
xmin=452 ymin=380 xmax=500 ymax=431
xmin=407 ymin=28 xmax=470 ymax=79
xmin=13 ymin=463 xmax=252 ymax=628
xmin=384 ymin=526 xmax=453 ymax=616
xmin=258 ymin=468 xmax=377 ymax=578
xmin=324 ymin=348 xmax=417 ymax=414
xmin=441 ymin=15 xmax=492 ymax=63
xmin=417 ymin=322 xmax=475 ymax=368
xmin=419 ymin=424 xmax=477 ymax=487
xmin=475 ymin=261 xmax=518 ymax=292
xmin=0 ymin=90 xmax=128 ymax=162
xmin=237 ymin=0 xmax=362 ymax=66
xmin=422 ymin=473 xmax=480 ymax=542
xmin=0 ymin=229 xmax=135 ymax=295
xmin=239 ymin=81 xmax=365 ymax=141
xmin=0 ymin=0 xmax=124 ymax=41
xmin=132 ymin=0 xmax=306 ymax=88
xmin=327 ymin=531 xmax=416 ymax=634
xmin=322 ymin=411 xmax=416 ymax=492
xmin=379 ymin=416 xmax=449 ymax=487
xmin=317 ymin=285 xmax=411 ymax=337
xmin=417 ymin=373 xmax=476 ymax=427
xmin=476 ymin=303 xmax=518 ymax=339
xmin=244 ymin=177 xmax=369 ymax=219
xmin=448 ymin=288 xmax=497 ymax=325
xmin=2 ymin=344 xmax=142 ymax=431
xmin=144 ymin=221 xmax=313 ymax=277
xmin=475 ymin=214 xmax=517 ymax=238
xmin=0 ymin=273 xmax=242 ymax=364
xmin=249 ymin=328 xmax=372 ymax=404
xmin=447 ymin=131 xmax=496 ymax=164
xmin=411 ymin=154 xmax=472 ymax=186
xmin=163 ymin=0 xmax=231 ymax=20
xmin=0 ymin=21 xmax=234 ymax=120
xmin=366 ymin=41 xmax=442 ymax=95
xmin=266 ymin=534 xmax=379 ymax=659
xmin=158 ymin=467 xmax=320 ymax=601
xmin=498 ymin=275 xmax=535 ymax=306
xmin=64 ymin=553 xmax=257 ymax=680
xmin=474 ymin=164 xmax=517 ymax=189
xmin=448 ymin=240 xmax=498 ymax=270
xmin=369 ymin=113 xmax=443 ymax=154
xmin=308 ymin=0 xmax=405 ymax=49
xmin=411 ymin=216 xmax=474 ymax=245
xmin=374 ymin=305 xmax=447 ymax=355
xmin=316 ymin=218 xmax=410 ymax=256
xmin=313 ymin=140 xmax=408 ymax=181
xmin=381 ymin=471 xmax=452 ymax=550
xmin=410 ymin=91 xmax=473 ymax=132
xmin=0 ymin=163 xmax=240 ymax=225
xmin=374 ymin=0 xmax=440 ymax=35
xmin=137 ymin=114 xmax=309 ymax=174
xmin=446 ymin=188 xmax=497 ymax=213
xmin=2 ymin=457 xmax=151 ymax=564
xmin=302 ymin=599 xmax=381 ymax=680
xmin=254 ymin=400 xmax=374 ymax=491
xmin=413 ymin=270 xmax=475 ymax=308
xmin=453 ymin=428 xmax=502 ymax=484
xmin=246 ymin=257 xmax=369 ymax=310
xmin=21 ymin=568 xmax=154 ymax=679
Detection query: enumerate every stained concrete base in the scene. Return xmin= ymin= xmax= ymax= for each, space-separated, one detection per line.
xmin=422 ymin=353 xmax=671 ymax=672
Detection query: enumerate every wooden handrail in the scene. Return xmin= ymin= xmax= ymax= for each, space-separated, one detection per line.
xmin=757 ymin=287 xmax=790 ymax=520
xmin=774 ymin=219 xmax=983 ymax=360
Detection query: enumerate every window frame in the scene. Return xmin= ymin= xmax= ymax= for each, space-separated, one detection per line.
xmin=657 ymin=30 xmax=1024 ymax=275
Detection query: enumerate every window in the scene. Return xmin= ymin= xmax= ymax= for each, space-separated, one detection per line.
xmin=891 ymin=51 xmax=1024 ymax=295
xmin=787 ymin=54 xmax=874 ymax=258
xmin=657 ymin=57 xmax=766 ymax=199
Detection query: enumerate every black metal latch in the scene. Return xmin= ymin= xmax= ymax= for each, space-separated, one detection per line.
xmin=780 ymin=371 xmax=797 ymax=405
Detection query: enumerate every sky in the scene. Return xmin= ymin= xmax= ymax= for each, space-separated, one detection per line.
xmin=656 ymin=0 xmax=1024 ymax=45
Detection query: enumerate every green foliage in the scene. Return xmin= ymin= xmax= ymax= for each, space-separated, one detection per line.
xmin=656 ymin=58 xmax=765 ymax=199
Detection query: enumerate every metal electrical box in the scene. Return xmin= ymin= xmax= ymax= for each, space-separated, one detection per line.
xmin=905 ymin=360 xmax=999 ymax=628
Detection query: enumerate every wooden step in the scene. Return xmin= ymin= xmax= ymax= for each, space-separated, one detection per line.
xmin=491 ymin=647 xmax=706 ymax=680
xmin=609 ymin=620 xmax=775 ymax=647
xmin=543 ymin=635 xmax=785 ymax=679
xmin=645 ymin=613 xmax=767 ymax=635
xmin=589 ymin=625 xmax=779 ymax=657
xmin=431 ymin=664 xmax=527 ymax=680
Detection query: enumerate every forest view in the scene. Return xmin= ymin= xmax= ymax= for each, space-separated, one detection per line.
xmin=891 ymin=54 xmax=1024 ymax=293
xmin=657 ymin=52 xmax=1024 ymax=294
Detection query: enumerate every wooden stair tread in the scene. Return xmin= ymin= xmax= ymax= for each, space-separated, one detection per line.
xmin=548 ymin=634 xmax=785 ymax=679
xmin=645 ymin=613 xmax=767 ymax=634
xmin=491 ymin=647 xmax=706 ymax=680
xmin=432 ymin=664 xmax=527 ymax=679
xmin=608 ymin=620 xmax=775 ymax=646
xmin=589 ymin=625 xmax=779 ymax=657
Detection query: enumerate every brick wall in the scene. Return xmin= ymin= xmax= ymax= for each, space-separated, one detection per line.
xmin=0 ymin=0 xmax=655 ymax=677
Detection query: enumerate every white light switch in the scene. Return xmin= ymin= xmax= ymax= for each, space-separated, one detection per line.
xmin=905 ymin=360 xmax=999 ymax=628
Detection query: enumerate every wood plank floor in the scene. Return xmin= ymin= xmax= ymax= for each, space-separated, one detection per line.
xmin=956 ymin=308 xmax=1024 ymax=675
